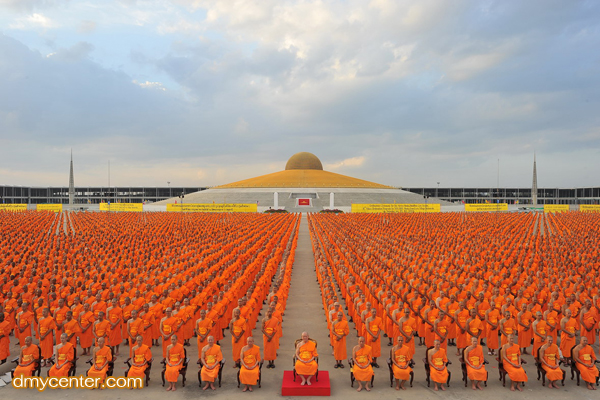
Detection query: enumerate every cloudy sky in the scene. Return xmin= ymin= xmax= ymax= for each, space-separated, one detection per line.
xmin=1 ymin=0 xmax=599 ymax=188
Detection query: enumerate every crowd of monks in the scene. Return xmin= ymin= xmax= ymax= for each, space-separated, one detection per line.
xmin=309 ymin=211 xmax=600 ymax=391
xmin=0 ymin=211 xmax=298 ymax=391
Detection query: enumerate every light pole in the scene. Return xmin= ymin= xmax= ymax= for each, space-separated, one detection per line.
xmin=437 ymin=182 xmax=440 ymax=198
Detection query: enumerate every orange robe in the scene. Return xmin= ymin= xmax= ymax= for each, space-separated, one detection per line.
xmin=353 ymin=345 xmax=374 ymax=382
xmin=127 ymin=344 xmax=152 ymax=378
xmin=532 ymin=320 xmax=547 ymax=356
xmin=107 ymin=307 xmax=123 ymax=347
xmin=239 ymin=345 xmax=261 ymax=385
xmin=560 ymin=318 xmax=577 ymax=358
xmin=576 ymin=345 xmax=599 ymax=384
xmin=466 ymin=345 xmax=487 ymax=381
xmin=263 ymin=318 xmax=279 ymax=361
xmin=295 ymin=341 xmax=318 ymax=375
xmin=48 ymin=343 xmax=74 ymax=377
xmin=366 ymin=317 xmax=383 ymax=357
xmin=0 ymin=320 xmax=12 ymax=360
xmin=196 ymin=318 xmax=213 ymax=350
xmin=581 ymin=310 xmax=598 ymax=345
xmin=13 ymin=345 xmax=40 ymax=377
xmin=88 ymin=346 xmax=112 ymax=380
xmin=430 ymin=348 xmax=449 ymax=384
xmin=38 ymin=317 xmax=57 ymax=359
xmin=165 ymin=343 xmax=185 ymax=383
xmin=518 ymin=311 xmax=533 ymax=349
xmin=78 ymin=311 xmax=95 ymax=348
xmin=392 ymin=345 xmax=412 ymax=381
xmin=541 ymin=344 xmax=563 ymax=381
xmin=161 ymin=317 xmax=177 ymax=358
xmin=63 ymin=319 xmax=80 ymax=346
xmin=486 ymin=309 xmax=500 ymax=350
xmin=140 ymin=311 xmax=154 ymax=347
xmin=231 ymin=318 xmax=247 ymax=362
xmin=127 ymin=318 xmax=144 ymax=357
xmin=332 ymin=320 xmax=349 ymax=360
xmin=456 ymin=310 xmax=469 ymax=348
xmin=200 ymin=344 xmax=222 ymax=382
xmin=504 ymin=344 xmax=528 ymax=382
xmin=16 ymin=311 xmax=33 ymax=347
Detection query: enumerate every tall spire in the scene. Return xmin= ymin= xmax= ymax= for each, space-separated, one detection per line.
xmin=532 ymin=152 xmax=537 ymax=207
xmin=68 ymin=149 xmax=75 ymax=205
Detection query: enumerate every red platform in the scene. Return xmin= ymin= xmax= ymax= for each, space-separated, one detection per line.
xmin=281 ymin=370 xmax=331 ymax=396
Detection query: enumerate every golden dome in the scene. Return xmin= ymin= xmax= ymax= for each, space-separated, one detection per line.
xmin=285 ymin=152 xmax=323 ymax=170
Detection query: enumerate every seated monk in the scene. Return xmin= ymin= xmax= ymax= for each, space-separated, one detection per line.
xmin=391 ymin=336 xmax=412 ymax=390
xmin=165 ymin=335 xmax=185 ymax=392
xmin=501 ymin=334 xmax=528 ymax=391
xmin=295 ymin=331 xmax=318 ymax=385
xmin=573 ymin=336 xmax=599 ymax=390
xmin=428 ymin=339 xmax=449 ymax=391
xmin=200 ymin=336 xmax=223 ymax=391
xmin=87 ymin=337 xmax=112 ymax=386
xmin=539 ymin=335 xmax=563 ymax=389
xmin=13 ymin=337 xmax=40 ymax=377
xmin=49 ymin=333 xmax=74 ymax=377
xmin=127 ymin=336 xmax=152 ymax=386
xmin=352 ymin=336 xmax=374 ymax=392
xmin=239 ymin=336 xmax=261 ymax=392
xmin=465 ymin=336 xmax=487 ymax=390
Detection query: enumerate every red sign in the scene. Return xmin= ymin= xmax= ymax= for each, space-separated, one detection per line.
xmin=298 ymin=199 xmax=310 ymax=206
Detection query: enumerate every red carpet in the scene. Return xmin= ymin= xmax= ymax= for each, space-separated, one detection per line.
xmin=281 ymin=370 xmax=331 ymax=396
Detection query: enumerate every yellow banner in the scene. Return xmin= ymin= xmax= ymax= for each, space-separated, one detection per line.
xmin=544 ymin=204 xmax=569 ymax=213
xmin=167 ymin=203 xmax=258 ymax=213
xmin=580 ymin=204 xmax=600 ymax=212
xmin=351 ymin=204 xmax=441 ymax=213
xmin=0 ymin=204 xmax=27 ymax=211
xmin=37 ymin=204 xmax=63 ymax=212
xmin=465 ymin=203 xmax=508 ymax=212
xmin=99 ymin=203 xmax=143 ymax=212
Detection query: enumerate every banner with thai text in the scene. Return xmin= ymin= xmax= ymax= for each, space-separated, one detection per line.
xmin=0 ymin=204 xmax=27 ymax=211
xmin=544 ymin=204 xmax=569 ymax=213
xmin=166 ymin=203 xmax=258 ymax=213
xmin=464 ymin=203 xmax=508 ymax=212
xmin=580 ymin=204 xmax=600 ymax=212
xmin=37 ymin=204 xmax=63 ymax=212
xmin=99 ymin=203 xmax=143 ymax=212
xmin=351 ymin=203 xmax=441 ymax=213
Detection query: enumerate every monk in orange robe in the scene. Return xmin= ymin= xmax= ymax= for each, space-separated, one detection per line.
xmin=365 ymin=308 xmax=383 ymax=367
xmin=295 ymin=332 xmax=318 ymax=385
xmin=532 ymin=311 xmax=548 ymax=357
xmin=331 ymin=311 xmax=349 ymax=368
xmin=485 ymin=302 xmax=500 ymax=355
xmin=63 ymin=311 xmax=79 ymax=347
xmin=160 ymin=308 xmax=180 ymax=359
xmin=539 ymin=335 xmax=563 ymax=389
xmin=261 ymin=310 xmax=279 ymax=368
xmin=580 ymin=300 xmax=598 ymax=346
xmin=127 ymin=336 xmax=152 ymax=382
xmin=13 ymin=337 xmax=40 ymax=377
xmin=15 ymin=303 xmax=34 ymax=347
xmin=465 ymin=336 xmax=487 ymax=390
xmin=398 ymin=308 xmax=416 ymax=359
xmin=502 ymin=334 xmax=528 ymax=391
xmin=78 ymin=303 xmax=95 ymax=355
xmin=107 ymin=298 xmax=123 ymax=354
xmin=499 ymin=310 xmax=516 ymax=347
xmin=560 ymin=309 xmax=578 ymax=359
xmin=428 ymin=339 xmax=449 ymax=391
xmin=38 ymin=308 xmax=57 ymax=365
xmin=127 ymin=310 xmax=144 ymax=357
xmin=49 ymin=333 xmax=74 ymax=377
xmin=195 ymin=310 xmax=212 ymax=351
xmin=165 ymin=335 xmax=185 ymax=391
xmin=87 ymin=337 xmax=112 ymax=385
xmin=93 ymin=311 xmax=111 ymax=347
xmin=391 ymin=336 xmax=412 ymax=390
xmin=200 ymin=336 xmax=223 ymax=391
xmin=352 ymin=337 xmax=374 ymax=392
xmin=139 ymin=303 xmax=155 ymax=348
xmin=0 ymin=313 xmax=10 ymax=362
xmin=229 ymin=309 xmax=247 ymax=366
xmin=239 ymin=336 xmax=261 ymax=392
xmin=573 ymin=337 xmax=599 ymax=390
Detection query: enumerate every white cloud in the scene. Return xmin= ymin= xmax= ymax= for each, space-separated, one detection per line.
xmin=326 ymin=156 xmax=366 ymax=170
xmin=133 ymin=80 xmax=166 ymax=91
xmin=9 ymin=12 xmax=58 ymax=29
